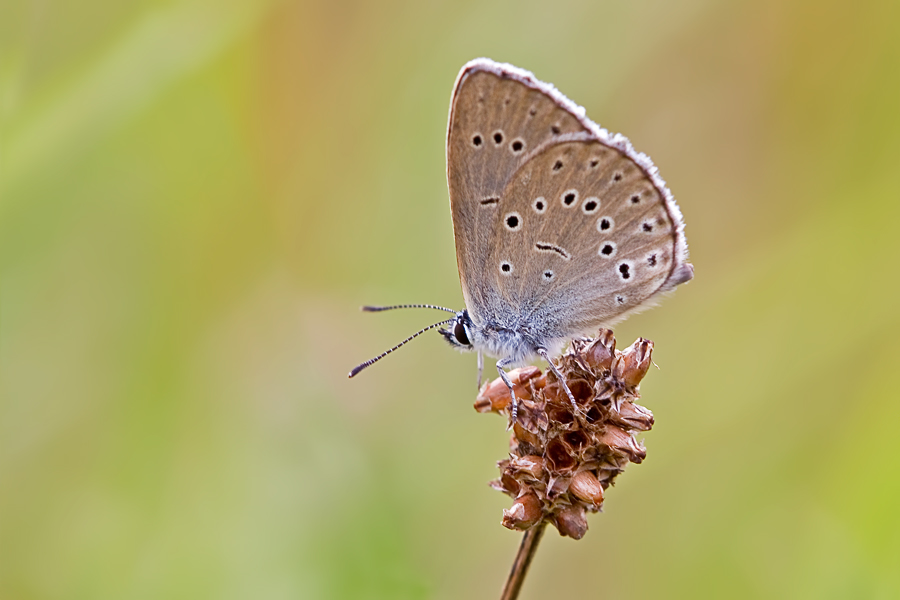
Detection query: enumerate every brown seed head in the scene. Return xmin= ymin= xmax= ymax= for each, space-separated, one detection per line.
xmin=480 ymin=329 xmax=658 ymax=539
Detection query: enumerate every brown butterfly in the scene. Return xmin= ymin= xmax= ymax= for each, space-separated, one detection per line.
xmin=351 ymin=59 xmax=692 ymax=421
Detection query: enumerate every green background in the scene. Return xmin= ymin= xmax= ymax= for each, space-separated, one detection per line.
xmin=3 ymin=1 xmax=899 ymax=598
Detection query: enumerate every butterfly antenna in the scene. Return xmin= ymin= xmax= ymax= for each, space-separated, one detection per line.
xmin=362 ymin=304 xmax=456 ymax=314
xmin=349 ymin=317 xmax=455 ymax=378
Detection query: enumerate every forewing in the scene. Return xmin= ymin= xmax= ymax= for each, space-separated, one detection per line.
xmin=446 ymin=59 xmax=589 ymax=318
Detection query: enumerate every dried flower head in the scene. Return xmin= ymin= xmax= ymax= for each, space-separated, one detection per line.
xmin=476 ymin=329 xmax=656 ymax=539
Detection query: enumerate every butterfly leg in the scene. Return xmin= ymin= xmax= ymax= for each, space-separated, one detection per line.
xmin=477 ymin=351 xmax=484 ymax=390
xmin=495 ymin=358 xmax=519 ymax=425
xmin=537 ymin=348 xmax=579 ymax=414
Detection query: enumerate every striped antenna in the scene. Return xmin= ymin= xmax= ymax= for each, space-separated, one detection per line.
xmin=362 ymin=304 xmax=456 ymax=314
xmin=348 ymin=317 xmax=455 ymax=378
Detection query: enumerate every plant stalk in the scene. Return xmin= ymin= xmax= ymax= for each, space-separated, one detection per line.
xmin=500 ymin=521 xmax=547 ymax=600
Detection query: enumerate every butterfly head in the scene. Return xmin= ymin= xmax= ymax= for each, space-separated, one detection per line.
xmin=439 ymin=310 xmax=475 ymax=351
xmin=439 ymin=309 xmax=551 ymax=367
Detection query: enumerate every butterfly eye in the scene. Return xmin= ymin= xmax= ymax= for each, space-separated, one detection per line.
xmin=453 ymin=320 xmax=470 ymax=346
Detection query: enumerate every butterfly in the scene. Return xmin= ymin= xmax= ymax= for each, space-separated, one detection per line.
xmin=351 ymin=58 xmax=693 ymax=421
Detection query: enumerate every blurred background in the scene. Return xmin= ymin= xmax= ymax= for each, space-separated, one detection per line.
xmin=2 ymin=0 xmax=899 ymax=598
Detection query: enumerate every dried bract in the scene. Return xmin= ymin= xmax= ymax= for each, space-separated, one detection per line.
xmin=554 ymin=505 xmax=589 ymax=540
xmin=475 ymin=365 xmax=543 ymax=412
xmin=502 ymin=493 xmax=543 ymax=531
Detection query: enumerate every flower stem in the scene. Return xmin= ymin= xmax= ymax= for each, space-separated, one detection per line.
xmin=500 ymin=521 xmax=547 ymax=600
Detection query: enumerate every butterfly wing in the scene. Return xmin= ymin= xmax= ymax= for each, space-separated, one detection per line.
xmin=447 ymin=59 xmax=592 ymax=318
xmin=490 ymin=133 xmax=692 ymax=338
xmin=446 ymin=59 xmax=691 ymax=342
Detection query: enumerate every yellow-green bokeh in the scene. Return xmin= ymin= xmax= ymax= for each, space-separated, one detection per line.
xmin=2 ymin=1 xmax=899 ymax=598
